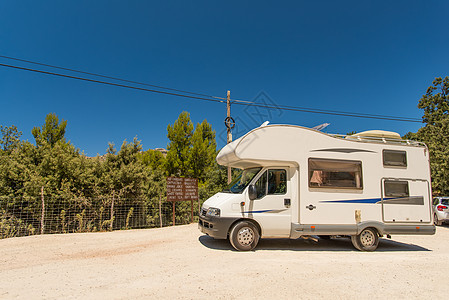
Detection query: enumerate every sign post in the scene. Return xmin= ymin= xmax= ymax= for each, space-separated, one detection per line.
xmin=166 ymin=177 xmax=198 ymax=225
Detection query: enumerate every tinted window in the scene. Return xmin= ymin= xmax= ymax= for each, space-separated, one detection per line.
xmin=308 ymin=158 xmax=363 ymax=189
xmin=384 ymin=180 xmax=409 ymax=197
xmin=268 ymin=169 xmax=287 ymax=195
xmin=254 ymin=171 xmax=267 ymax=199
xmin=383 ymin=150 xmax=407 ymax=167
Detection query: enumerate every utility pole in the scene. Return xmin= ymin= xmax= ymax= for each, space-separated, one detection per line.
xmin=226 ymin=90 xmax=232 ymax=184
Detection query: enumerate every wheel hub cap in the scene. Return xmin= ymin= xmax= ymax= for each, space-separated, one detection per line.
xmin=360 ymin=230 xmax=375 ymax=247
xmin=237 ymin=227 xmax=254 ymax=246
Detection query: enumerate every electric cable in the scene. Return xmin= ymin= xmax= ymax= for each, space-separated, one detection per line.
xmin=0 ymin=54 xmax=422 ymax=121
xmin=0 ymin=62 xmax=422 ymax=123
xmin=0 ymin=54 xmax=220 ymax=99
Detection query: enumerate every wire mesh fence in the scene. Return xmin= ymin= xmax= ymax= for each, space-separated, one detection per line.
xmin=0 ymin=196 xmax=199 ymax=239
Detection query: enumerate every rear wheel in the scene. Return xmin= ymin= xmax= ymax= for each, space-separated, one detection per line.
xmin=229 ymin=221 xmax=260 ymax=251
xmin=350 ymin=235 xmax=361 ymax=251
xmin=351 ymin=227 xmax=379 ymax=252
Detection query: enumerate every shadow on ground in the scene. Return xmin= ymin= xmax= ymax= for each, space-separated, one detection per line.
xmin=198 ymin=235 xmax=430 ymax=252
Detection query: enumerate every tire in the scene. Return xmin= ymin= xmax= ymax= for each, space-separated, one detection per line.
xmin=351 ymin=227 xmax=379 ymax=252
xmin=350 ymin=235 xmax=362 ymax=251
xmin=229 ymin=221 xmax=260 ymax=251
xmin=434 ymin=214 xmax=442 ymax=226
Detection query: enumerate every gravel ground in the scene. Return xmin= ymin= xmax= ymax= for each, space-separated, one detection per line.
xmin=0 ymin=224 xmax=448 ymax=299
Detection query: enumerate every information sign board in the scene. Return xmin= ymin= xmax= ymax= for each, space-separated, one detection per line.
xmin=166 ymin=177 xmax=198 ymax=201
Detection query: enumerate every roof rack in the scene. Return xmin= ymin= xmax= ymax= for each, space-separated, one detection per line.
xmin=328 ymin=133 xmax=426 ymax=147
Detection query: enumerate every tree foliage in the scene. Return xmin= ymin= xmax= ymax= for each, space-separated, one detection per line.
xmin=165 ymin=111 xmax=194 ymax=176
xmin=0 ymin=111 xmax=227 ymax=237
xmin=0 ymin=125 xmax=22 ymax=152
xmin=32 ymin=113 xmax=67 ymax=147
xmin=407 ymin=76 xmax=449 ymax=195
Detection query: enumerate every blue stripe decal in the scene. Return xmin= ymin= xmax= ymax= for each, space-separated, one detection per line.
xmin=319 ymin=197 xmax=395 ymax=204
xmin=242 ymin=209 xmax=274 ymax=213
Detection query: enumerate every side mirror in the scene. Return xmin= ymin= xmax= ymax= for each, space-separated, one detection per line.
xmin=248 ymin=184 xmax=257 ymax=200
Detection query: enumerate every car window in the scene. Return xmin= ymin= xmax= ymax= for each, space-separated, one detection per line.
xmin=254 ymin=171 xmax=267 ymax=199
xmin=268 ymin=169 xmax=287 ymax=195
xmin=441 ymin=199 xmax=449 ymax=205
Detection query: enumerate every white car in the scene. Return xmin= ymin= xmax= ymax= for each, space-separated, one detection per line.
xmin=433 ymin=197 xmax=449 ymax=226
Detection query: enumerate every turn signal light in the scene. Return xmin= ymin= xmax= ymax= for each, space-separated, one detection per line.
xmin=311 ymin=226 xmax=315 ymax=229
xmin=437 ymin=205 xmax=447 ymax=211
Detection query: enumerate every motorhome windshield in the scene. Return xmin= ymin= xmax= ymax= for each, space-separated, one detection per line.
xmin=223 ymin=167 xmax=262 ymax=194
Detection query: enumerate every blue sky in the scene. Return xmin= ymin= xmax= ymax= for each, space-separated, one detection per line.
xmin=1 ymin=0 xmax=448 ymax=156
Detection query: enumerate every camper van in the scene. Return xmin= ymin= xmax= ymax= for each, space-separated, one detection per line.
xmin=198 ymin=124 xmax=435 ymax=251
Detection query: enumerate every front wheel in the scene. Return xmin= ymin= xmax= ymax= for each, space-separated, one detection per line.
xmin=351 ymin=227 xmax=379 ymax=252
xmin=229 ymin=221 xmax=260 ymax=251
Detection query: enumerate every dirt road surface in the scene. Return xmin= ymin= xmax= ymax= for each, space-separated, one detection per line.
xmin=0 ymin=224 xmax=448 ymax=299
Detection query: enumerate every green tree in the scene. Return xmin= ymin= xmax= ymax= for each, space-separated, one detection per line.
xmin=32 ymin=113 xmax=67 ymax=147
xmin=165 ymin=112 xmax=218 ymax=181
xmin=165 ymin=111 xmax=194 ymax=176
xmin=139 ymin=149 xmax=166 ymax=171
xmin=163 ymin=112 xmax=226 ymax=223
xmin=407 ymin=76 xmax=449 ymax=195
xmin=188 ymin=120 xmax=217 ymax=181
xmin=0 ymin=125 xmax=22 ymax=152
xmin=99 ymin=138 xmax=148 ymax=199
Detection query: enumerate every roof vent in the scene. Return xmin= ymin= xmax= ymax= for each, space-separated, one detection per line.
xmin=347 ymin=130 xmax=401 ymax=140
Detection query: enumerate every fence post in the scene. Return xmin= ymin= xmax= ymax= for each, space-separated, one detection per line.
xmin=172 ymin=202 xmax=175 ymax=226
xmin=40 ymin=186 xmax=45 ymax=235
xmin=159 ymin=194 xmax=162 ymax=228
xmin=110 ymin=191 xmax=115 ymax=231
xmin=191 ymin=200 xmax=193 ymax=223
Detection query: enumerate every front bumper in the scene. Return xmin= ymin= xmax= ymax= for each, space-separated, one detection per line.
xmin=198 ymin=215 xmax=239 ymax=239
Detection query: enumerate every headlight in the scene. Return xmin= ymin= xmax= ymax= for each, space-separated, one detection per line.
xmin=206 ymin=207 xmax=220 ymax=217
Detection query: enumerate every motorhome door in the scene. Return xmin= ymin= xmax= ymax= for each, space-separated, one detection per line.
xmin=246 ymin=167 xmax=292 ymax=237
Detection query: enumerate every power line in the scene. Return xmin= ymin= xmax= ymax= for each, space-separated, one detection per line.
xmin=252 ymin=101 xmax=421 ymax=122
xmin=0 ymin=61 xmax=423 ymax=123
xmin=0 ymin=54 xmax=422 ymax=122
xmin=232 ymin=101 xmax=422 ymax=123
xmin=0 ymin=62 xmax=226 ymax=104
xmin=0 ymin=54 xmax=220 ymax=100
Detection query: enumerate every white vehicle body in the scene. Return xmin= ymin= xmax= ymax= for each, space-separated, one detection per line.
xmin=432 ymin=197 xmax=449 ymax=225
xmin=198 ymin=124 xmax=435 ymax=251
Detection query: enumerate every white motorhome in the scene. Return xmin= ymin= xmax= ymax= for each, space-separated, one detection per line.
xmin=198 ymin=124 xmax=435 ymax=251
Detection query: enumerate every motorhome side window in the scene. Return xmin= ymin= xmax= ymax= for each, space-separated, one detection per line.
xmin=308 ymin=158 xmax=363 ymax=189
xmin=383 ymin=150 xmax=407 ymax=167
xmin=254 ymin=169 xmax=287 ymax=199
xmin=384 ymin=180 xmax=409 ymax=197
